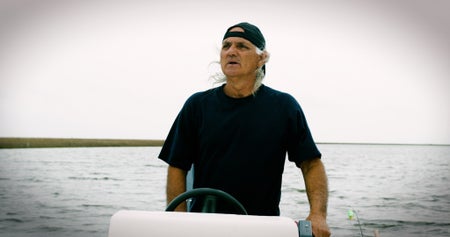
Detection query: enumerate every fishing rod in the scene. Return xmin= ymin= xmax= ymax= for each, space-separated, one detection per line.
xmin=348 ymin=209 xmax=364 ymax=237
xmin=348 ymin=208 xmax=381 ymax=237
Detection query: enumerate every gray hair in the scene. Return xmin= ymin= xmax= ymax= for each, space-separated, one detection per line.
xmin=210 ymin=47 xmax=270 ymax=95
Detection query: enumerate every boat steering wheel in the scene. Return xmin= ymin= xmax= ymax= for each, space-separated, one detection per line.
xmin=165 ymin=188 xmax=248 ymax=215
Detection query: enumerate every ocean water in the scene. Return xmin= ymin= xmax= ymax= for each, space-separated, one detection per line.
xmin=0 ymin=144 xmax=449 ymax=237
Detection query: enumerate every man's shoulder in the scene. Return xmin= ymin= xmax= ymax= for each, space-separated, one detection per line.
xmin=260 ymin=85 xmax=297 ymax=102
xmin=187 ymin=86 xmax=220 ymax=102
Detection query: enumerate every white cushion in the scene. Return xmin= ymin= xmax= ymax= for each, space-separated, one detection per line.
xmin=108 ymin=210 xmax=298 ymax=237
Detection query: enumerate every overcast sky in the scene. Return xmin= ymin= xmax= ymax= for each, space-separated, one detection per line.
xmin=0 ymin=0 xmax=449 ymax=144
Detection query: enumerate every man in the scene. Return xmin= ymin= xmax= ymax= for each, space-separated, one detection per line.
xmin=159 ymin=22 xmax=330 ymax=237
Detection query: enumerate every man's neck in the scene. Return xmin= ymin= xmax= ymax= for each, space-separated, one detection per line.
xmin=224 ymin=78 xmax=255 ymax=98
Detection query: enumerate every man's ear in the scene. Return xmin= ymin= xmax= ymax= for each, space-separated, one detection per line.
xmin=258 ymin=51 xmax=270 ymax=68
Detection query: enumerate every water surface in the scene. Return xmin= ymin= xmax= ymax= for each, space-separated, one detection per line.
xmin=0 ymin=144 xmax=449 ymax=236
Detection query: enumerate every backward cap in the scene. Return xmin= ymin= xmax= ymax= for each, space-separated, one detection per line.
xmin=223 ymin=22 xmax=266 ymax=50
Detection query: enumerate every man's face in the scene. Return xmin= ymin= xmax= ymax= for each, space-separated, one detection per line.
xmin=220 ymin=27 xmax=263 ymax=78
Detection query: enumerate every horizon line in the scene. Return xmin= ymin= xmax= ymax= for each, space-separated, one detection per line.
xmin=0 ymin=137 xmax=448 ymax=149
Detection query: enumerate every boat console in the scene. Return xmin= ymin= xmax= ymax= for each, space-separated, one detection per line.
xmin=108 ymin=188 xmax=312 ymax=237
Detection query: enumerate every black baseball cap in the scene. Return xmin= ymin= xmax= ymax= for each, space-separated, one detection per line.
xmin=223 ymin=22 xmax=266 ymax=50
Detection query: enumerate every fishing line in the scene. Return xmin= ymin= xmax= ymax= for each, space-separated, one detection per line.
xmin=353 ymin=209 xmax=364 ymax=237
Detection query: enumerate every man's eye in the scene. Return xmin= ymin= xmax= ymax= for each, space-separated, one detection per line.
xmin=222 ymin=43 xmax=231 ymax=49
xmin=237 ymin=43 xmax=249 ymax=49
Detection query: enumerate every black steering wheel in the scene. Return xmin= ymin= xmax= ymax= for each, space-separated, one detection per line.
xmin=165 ymin=188 xmax=248 ymax=215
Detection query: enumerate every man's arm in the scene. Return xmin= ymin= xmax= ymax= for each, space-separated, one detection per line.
xmin=166 ymin=165 xmax=187 ymax=211
xmin=300 ymin=158 xmax=331 ymax=237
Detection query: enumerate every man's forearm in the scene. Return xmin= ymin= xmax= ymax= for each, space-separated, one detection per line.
xmin=166 ymin=165 xmax=187 ymax=211
xmin=301 ymin=158 xmax=328 ymax=217
xmin=300 ymin=158 xmax=331 ymax=236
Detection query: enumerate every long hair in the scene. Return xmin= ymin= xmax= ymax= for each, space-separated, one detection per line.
xmin=210 ymin=48 xmax=270 ymax=95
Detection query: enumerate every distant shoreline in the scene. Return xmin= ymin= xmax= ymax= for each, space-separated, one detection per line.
xmin=0 ymin=137 xmax=447 ymax=149
xmin=0 ymin=137 xmax=164 ymax=149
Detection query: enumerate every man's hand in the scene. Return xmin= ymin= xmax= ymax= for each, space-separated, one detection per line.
xmin=307 ymin=213 xmax=330 ymax=237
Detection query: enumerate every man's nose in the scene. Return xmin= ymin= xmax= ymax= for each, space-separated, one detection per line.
xmin=226 ymin=45 xmax=237 ymax=55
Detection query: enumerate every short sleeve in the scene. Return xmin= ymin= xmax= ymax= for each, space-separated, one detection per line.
xmin=158 ymin=96 xmax=198 ymax=171
xmin=285 ymin=98 xmax=321 ymax=166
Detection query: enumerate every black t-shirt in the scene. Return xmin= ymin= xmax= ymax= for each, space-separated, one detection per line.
xmin=159 ymin=84 xmax=321 ymax=215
